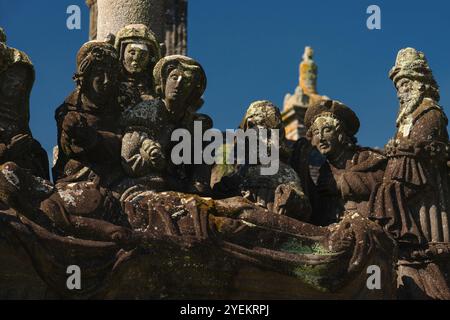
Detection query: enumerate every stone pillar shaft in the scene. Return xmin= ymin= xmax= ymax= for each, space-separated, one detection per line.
xmin=89 ymin=0 xmax=188 ymax=55
xmin=96 ymin=0 xmax=166 ymax=44
xmin=86 ymin=0 xmax=98 ymax=40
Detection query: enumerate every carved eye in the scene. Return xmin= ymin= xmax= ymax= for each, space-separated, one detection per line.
xmin=323 ymin=126 xmax=333 ymax=133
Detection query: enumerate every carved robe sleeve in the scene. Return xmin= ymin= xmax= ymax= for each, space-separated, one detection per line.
xmin=60 ymin=111 xmax=121 ymax=164
xmin=338 ymin=150 xmax=386 ymax=202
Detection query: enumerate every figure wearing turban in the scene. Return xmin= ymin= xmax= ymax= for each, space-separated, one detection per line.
xmin=368 ymin=48 xmax=450 ymax=299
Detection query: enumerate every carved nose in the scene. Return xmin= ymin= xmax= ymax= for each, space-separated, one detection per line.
xmin=173 ymin=76 xmax=183 ymax=89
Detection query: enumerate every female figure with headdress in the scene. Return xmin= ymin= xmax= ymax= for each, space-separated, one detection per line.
xmin=119 ymin=55 xmax=212 ymax=227
xmin=114 ymin=24 xmax=161 ymax=111
xmin=153 ymin=54 xmax=213 ymax=195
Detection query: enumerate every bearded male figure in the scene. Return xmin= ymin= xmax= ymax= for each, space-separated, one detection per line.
xmin=368 ymin=48 xmax=450 ymax=299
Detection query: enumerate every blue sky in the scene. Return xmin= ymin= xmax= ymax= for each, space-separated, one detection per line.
xmin=1 ymin=0 xmax=449 ymax=161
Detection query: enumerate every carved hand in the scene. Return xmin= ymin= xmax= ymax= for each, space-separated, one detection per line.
xmin=273 ymin=184 xmax=311 ymax=221
xmin=140 ymin=139 xmax=166 ymax=172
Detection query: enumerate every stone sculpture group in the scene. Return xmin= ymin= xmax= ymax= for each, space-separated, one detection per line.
xmin=0 ymin=24 xmax=449 ymax=299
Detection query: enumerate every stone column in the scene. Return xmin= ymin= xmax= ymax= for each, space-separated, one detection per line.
xmin=164 ymin=0 xmax=188 ymax=55
xmin=96 ymin=0 xmax=166 ymax=44
xmin=88 ymin=0 xmax=188 ymax=55
xmin=86 ymin=0 xmax=98 ymax=40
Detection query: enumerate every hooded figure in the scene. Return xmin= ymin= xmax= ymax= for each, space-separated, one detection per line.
xmin=53 ymin=41 xmax=123 ymax=187
xmin=115 ymin=24 xmax=161 ymax=111
xmin=305 ymin=99 xmax=387 ymax=226
xmin=368 ymin=48 xmax=450 ymax=299
xmin=0 ymin=30 xmax=49 ymax=179
xmin=38 ymin=41 xmax=133 ymax=245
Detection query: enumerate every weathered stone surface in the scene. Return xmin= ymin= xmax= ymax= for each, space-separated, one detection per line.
xmin=283 ymin=47 xmax=328 ymax=141
xmin=214 ymin=100 xmax=311 ymax=222
xmin=115 ymin=24 xmax=161 ymax=111
xmin=86 ymin=0 xmax=98 ymax=40
xmin=88 ymin=0 xmax=187 ymax=55
xmin=368 ymin=48 xmax=450 ymax=299
xmin=304 ymin=99 xmax=387 ymax=225
xmin=1 ymin=15 xmax=449 ymax=300
xmin=0 ymin=190 xmax=397 ymax=299
xmin=97 ymin=0 xmax=165 ymax=44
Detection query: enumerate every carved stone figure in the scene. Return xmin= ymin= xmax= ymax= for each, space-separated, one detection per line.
xmin=368 ymin=48 xmax=450 ymax=299
xmin=120 ymin=99 xmax=169 ymax=178
xmin=214 ymin=100 xmax=311 ymax=221
xmin=50 ymin=41 xmax=131 ymax=244
xmin=304 ymin=99 xmax=387 ymax=226
xmin=0 ymin=31 xmax=49 ymax=179
xmin=117 ymin=98 xmax=173 ymax=195
xmin=53 ymin=41 xmax=123 ymax=186
xmin=153 ymin=54 xmax=213 ymax=194
xmin=0 ymin=28 xmax=403 ymax=300
xmin=115 ymin=24 xmax=162 ymax=111
xmin=115 ymin=190 xmax=396 ymax=299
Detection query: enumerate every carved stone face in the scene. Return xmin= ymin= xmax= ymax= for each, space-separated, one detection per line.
xmin=84 ymin=64 xmax=117 ymax=103
xmin=123 ymin=43 xmax=150 ymax=74
xmin=164 ymin=68 xmax=194 ymax=115
xmin=396 ymin=78 xmax=424 ymax=117
xmin=0 ymin=64 xmax=29 ymax=103
xmin=310 ymin=115 xmax=342 ymax=157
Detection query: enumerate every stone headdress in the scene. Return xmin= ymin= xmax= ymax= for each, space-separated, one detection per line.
xmin=0 ymin=30 xmax=35 ymax=127
xmin=239 ymin=100 xmax=291 ymax=160
xmin=389 ymin=47 xmax=439 ymax=101
xmin=73 ymin=41 xmax=119 ymax=87
xmin=239 ymin=100 xmax=283 ymax=130
xmin=153 ymin=55 xmax=207 ymax=112
xmin=114 ymin=24 xmax=161 ymax=67
xmin=304 ymin=99 xmax=360 ymax=139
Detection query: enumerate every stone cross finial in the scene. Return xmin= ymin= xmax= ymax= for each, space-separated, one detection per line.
xmin=299 ymin=46 xmax=318 ymax=95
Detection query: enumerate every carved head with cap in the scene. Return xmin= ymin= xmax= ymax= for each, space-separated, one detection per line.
xmin=305 ymin=99 xmax=360 ymax=160
xmin=389 ymin=48 xmax=439 ymax=124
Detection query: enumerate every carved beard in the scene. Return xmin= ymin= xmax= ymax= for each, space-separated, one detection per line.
xmin=396 ymin=90 xmax=424 ymax=125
